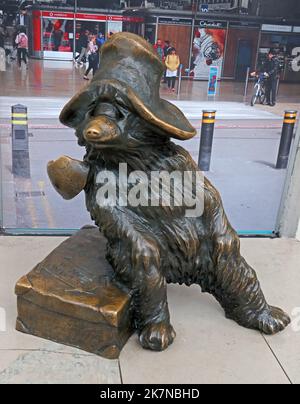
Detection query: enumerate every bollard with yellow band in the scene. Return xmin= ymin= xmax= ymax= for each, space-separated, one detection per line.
xmin=276 ymin=110 xmax=298 ymax=170
xmin=198 ymin=110 xmax=216 ymax=172
xmin=11 ymin=104 xmax=30 ymax=177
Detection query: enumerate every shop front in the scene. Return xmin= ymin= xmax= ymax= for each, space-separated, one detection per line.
xmin=223 ymin=21 xmax=261 ymax=80
xmin=135 ymin=8 xmax=300 ymax=83
xmin=28 ymin=9 xmax=144 ymax=61
xmin=258 ymin=24 xmax=300 ymax=83
xmin=156 ymin=17 xmax=193 ymax=70
xmin=27 ymin=6 xmax=300 ymax=82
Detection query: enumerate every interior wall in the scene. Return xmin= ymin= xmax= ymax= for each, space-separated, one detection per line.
xmin=157 ymin=24 xmax=192 ymax=69
xmin=223 ymin=28 xmax=260 ymax=78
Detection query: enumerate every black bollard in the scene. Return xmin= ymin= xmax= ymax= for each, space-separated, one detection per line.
xmin=198 ymin=110 xmax=216 ymax=172
xmin=11 ymin=104 xmax=30 ymax=178
xmin=276 ymin=111 xmax=298 ymax=170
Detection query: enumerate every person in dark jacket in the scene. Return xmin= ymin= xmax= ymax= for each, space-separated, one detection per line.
xmin=75 ymin=30 xmax=89 ymax=64
xmin=0 ymin=26 xmax=5 ymax=49
xmin=163 ymin=40 xmax=172 ymax=58
xmin=163 ymin=40 xmax=172 ymax=83
xmin=263 ymin=49 xmax=281 ymax=107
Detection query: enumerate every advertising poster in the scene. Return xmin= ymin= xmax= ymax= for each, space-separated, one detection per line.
xmin=42 ymin=18 xmax=74 ymax=52
xmin=191 ymin=27 xmax=226 ymax=79
xmin=107 ymin=21 xmax=123 ymax=37
xmin=208 ymin=66 xmax=219 ymax=96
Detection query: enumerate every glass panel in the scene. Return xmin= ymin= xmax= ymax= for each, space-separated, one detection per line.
xmin=145 ymin=24 xmax=156 ymax=44
xmin=42 ymin=18 xmax=74 ymax=53
xmin=75 ymin=20 xmax=106 ymax=42
xmin=0 ymin=98 xmax=93 ymax=232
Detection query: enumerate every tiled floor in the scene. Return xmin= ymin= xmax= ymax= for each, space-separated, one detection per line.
xmin=0 ymin=59 xmax=299 ymax=105
xmin=0 ymin=236 xmax=299 ymax=384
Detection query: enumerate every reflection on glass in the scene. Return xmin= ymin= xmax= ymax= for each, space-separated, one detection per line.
xmin=43 ymin=19 xmax=74 ymax=52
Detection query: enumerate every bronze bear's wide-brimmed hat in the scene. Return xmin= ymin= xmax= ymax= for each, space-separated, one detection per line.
xmin=60 ymin=32 xmax=196 ymax=140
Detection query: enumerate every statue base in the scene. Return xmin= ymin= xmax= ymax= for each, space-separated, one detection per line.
xmin=15 ymin=227 xmax=134 ymax=360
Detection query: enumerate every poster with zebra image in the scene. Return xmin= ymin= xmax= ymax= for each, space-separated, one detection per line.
xmin=191 ymin=27 xmax=226 ymax=79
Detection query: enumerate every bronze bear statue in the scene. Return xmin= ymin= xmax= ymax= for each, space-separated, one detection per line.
xmin=48 ymin=33 xmax=290 ymax=352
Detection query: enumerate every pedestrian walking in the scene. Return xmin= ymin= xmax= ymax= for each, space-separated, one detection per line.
xmin=163 ymin=40 xmax=172 ymax=58
xmin=165 ymin=48 xmax=180 ymax=92
xmin=75 ymin=30 xmax=89 ymax=65
xmin=15 ymin=26 xmax=28 ymax=69
xmin=83 ymin=36 xmax=99 ymax=80
xmin=96 ymin=32 xmax=106 ymax=65
xmin=263 ymin=49 xmax=281 ymax=107
xmin=163 ymin=40 xmax=172 ymax=83
xmin=154 ymin=39 xmax=165 ymax=63
xmin=10 ymin=28 xmax=18 ymax=61
xmin=0 ymin=26 xmax=6 ymax=72
xmin=53 ymin=22 xmax=64 ymax=52
xmin=0 ymin=26 xmax=5 ymax=49
xmin=96 ymin=33 xmax=106 ymax=49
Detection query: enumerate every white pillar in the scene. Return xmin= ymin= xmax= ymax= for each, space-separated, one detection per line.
xmin=277 ymin=122 xmax=300 ymax=238
xmin=296 ymin=220 xmax=300 ymax=241
xmin=0 ymin=47 xmax=6 ymax=72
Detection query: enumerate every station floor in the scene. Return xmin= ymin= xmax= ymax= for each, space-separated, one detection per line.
xmin=0 ymin=58 xmax=300 ymax=108
xmin=0 ymin=236 xmax=299 ymax=384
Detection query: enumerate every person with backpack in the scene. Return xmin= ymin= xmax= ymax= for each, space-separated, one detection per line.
xmin=15 ymin=26 xmax=28 ymax=69
xmin=83 ymin=35 xmax=99 ymax=80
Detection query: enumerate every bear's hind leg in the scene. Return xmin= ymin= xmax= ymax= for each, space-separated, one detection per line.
xmin=209 ymin=228 xmax=291 ymax=335
xmin=202 ymin=179 xmax=291 ymax=334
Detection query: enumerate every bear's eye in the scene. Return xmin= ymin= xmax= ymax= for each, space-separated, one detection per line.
xmin=92 ymin=103 xmax=119 ymax=119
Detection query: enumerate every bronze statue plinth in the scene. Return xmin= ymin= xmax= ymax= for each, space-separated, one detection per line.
xmin=15 ymin=227 xmax=133 ymax=359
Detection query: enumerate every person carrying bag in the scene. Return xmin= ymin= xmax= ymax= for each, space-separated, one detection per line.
xmin=165 ymin=48 xmax=180 ymax=93
xmin=15 ymin=27 xmax=28 ymax=69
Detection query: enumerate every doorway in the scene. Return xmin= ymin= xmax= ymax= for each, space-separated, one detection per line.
xmin=236 ymin=39 xmax=253 ymax=81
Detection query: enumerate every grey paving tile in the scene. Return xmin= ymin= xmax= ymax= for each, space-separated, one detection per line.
xmin=0 ymin=348 xmax=120 ymax=384
xmin=240 ymin=238 xmax=300 ymax=385
xmin=120 ymin=284 xmax=290 ymax=384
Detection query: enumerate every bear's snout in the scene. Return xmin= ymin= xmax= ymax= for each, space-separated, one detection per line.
xmin=83 ymin=116 xmax=120 ymax=146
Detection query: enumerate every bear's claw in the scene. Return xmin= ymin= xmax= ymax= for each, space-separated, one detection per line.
xmin=256 ymin=306 xmax=291 ymax=335
xmin=139 ymin=322 xmax=176 ymax=351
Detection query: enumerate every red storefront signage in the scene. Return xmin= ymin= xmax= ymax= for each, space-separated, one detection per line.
xmin=76 ymin=13 xmax=106 ymax=21
xmin=76 ymin=14 xmax=144 ymax=22
xmin=42 ymin=11 xmax=75 ymax=19
xmin=41 ymin=11 xmax=144 ymax=23
xmin=122 ymin=17 xmax=144 ymax=23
